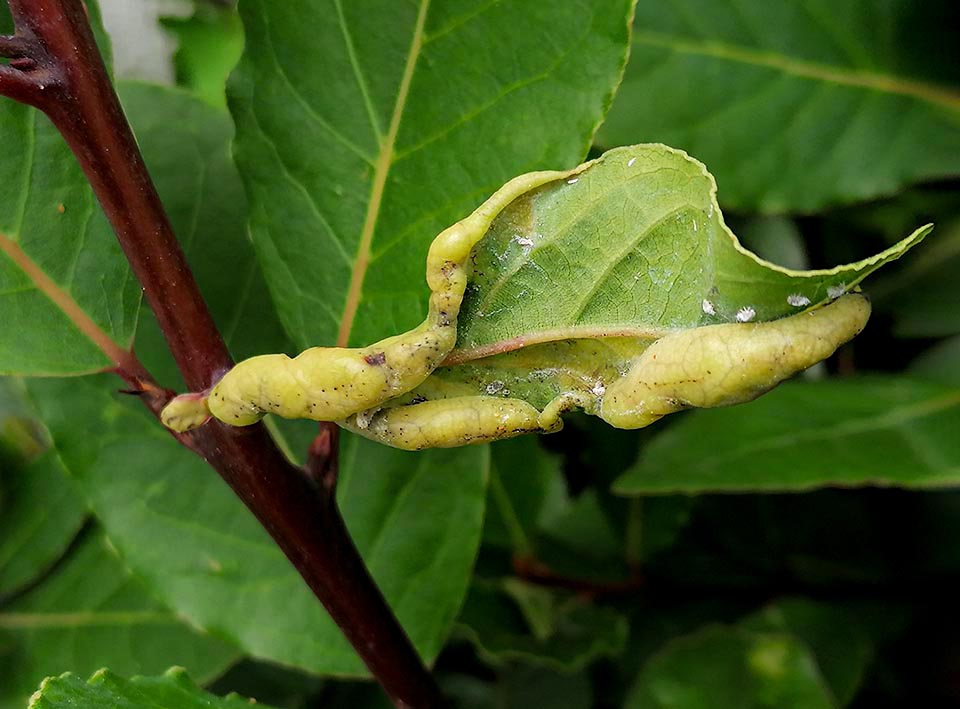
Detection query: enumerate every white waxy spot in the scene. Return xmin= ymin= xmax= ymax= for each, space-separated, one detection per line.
xmin=787 ymin=294 xmax=811 ymax=307
xmin=827 ymin=283 xmax=846 ymax=299
xmin=355 ymin=409 xmax=377 ymax=430
xmin=701 ymin=299 xmax=716 ymax=315
xmin=627 ymin=157 xmax=637 ymax=167
xmin=591 ymin=380 xmax=606 ymax=397
xmin=486 ymin=381 xmax=505 ymax=395
xmin=693 ymin=219 xmax=698 ymax=232
xmin=707 ymin=203 xmax=715 ymax=217
xmin=512 ymin=235 xmax=534 ymax=255
xmin=567 ymin=177 xmax=579 ymax=184
xmin=736 ymin=306 xmax=756 ymax=323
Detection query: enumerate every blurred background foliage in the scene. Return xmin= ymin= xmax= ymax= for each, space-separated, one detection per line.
xmin=2 ymin=0 xmax=960 ymax=707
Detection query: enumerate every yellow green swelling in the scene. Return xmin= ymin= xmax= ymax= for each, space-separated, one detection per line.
xmin=341 ymin=295 xmax=870 ymax=450
xmin=159 ymin=167 xmax=573 ymax=433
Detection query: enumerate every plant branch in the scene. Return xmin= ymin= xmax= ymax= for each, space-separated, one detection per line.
xmin=0 ymin=1 xmax=441 ymax=705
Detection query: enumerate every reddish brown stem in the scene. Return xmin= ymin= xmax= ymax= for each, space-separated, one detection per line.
xmin=0 ymin=1 xmax=441 ymax=706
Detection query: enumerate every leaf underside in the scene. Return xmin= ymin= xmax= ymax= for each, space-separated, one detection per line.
xmin=415 ymin=144 xmax=928 ymax=411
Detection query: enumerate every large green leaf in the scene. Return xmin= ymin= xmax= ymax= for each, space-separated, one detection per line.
xmin=0 ymin=1 xmax=136 ymax=375
xmin=597 ymin=0 xmax=960 ymax=212
xmin=228 ymin=0 xmax=635 ymax=350
xmin=30 ymin=667 xmax=272 ymax=709
xmin=0 ymin=532 xmax=236 ymax=709
xmin=626 ymin=625 xmax=834 ymax=709
xmin=25 ymin=373 xmax=487 ymax=676
xmin=614 ymin=377 xmax=960 ymax=494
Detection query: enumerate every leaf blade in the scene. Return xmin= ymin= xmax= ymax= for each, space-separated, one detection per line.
xmin=228 ymin=0 xmax=636 ymax=350
xmin=614 ymin=377 xmax=960 ymax=494
xmin=597 ymin=0 xmax=960 ymax=212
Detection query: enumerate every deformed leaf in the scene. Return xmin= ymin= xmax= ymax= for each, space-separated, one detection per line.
xmin=175 ymin=144 xmax=927 ymax=450
xmin=361 ymin=145 xmax=928 ymax=446
xmin=452 ymin=145 xmax=927 ymax=356
xmin=29 ymin=667 xmax=271 ymax=709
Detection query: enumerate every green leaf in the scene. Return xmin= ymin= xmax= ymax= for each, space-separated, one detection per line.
xmin=451 ymin=145 xmax=926 ymax=359
xmin=0 ymin=380 xmax=86 ymax=598
xmin=29 ymin=667 xmax=272 ymax=709
xmin=0 ymin=4 xmax=137 ymax=376
xmin=228 ymin=0 xmax=635 ymax=350
xmin=10 ymin=80 xmax=485 ymax=677
xmin=403 ymin=145 xmax=926 ymax=428
xmin=743 ymin=599 xmax=884 ymax=706
xmin=626 ymin=625 xmax=834 ymax=709
xmin=597 ymin=0 xmax=960 ymax=213
xmin=115 ymin=81 xmax=291 ymax=387
xmin=440 ymin=667 xmax=593 ymax=709
xmin=0 ymin=532 xmax=237 ymax=709
xmin=161 ymin=6 xmax=244 ymax=108
xmin=0 ymin=449 xmax=86 ymax=598
xmin=911 ymin=335 xmax=960 ymax=387
xmin=873 ymin=219 xmax=960 ymax=338
xmin=614 ymin=377 xmax=960 ymax=494
xmin=483 ymin=437 xmax=561 ymax=554
xmin=0 ymin=6 xmax=134 ymax=379
xmin=454 ymin=579 xmax=627 ymax=672
xmin=24 ymin=374 xmax=487 ymax=676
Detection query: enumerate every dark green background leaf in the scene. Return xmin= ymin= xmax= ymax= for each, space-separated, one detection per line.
xmin=598 ymin=0 xmax=960 ymax=212
xmin=0 ymin=532 xmax=236 ymax=709
xmin=626 ymin=625 xmax=834 ymax=708
xmin=0 ymin=449 xmax=85 ymax=599
xmin=615 ymin=377 xmax=960 ymax=494
xmin=454 ymin=579 xmax=627 ymax=672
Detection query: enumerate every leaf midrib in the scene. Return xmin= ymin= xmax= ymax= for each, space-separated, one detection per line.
xmin=336 ymin=0 xmax=431 ymax=346
xmin=633 ymin=30 xmax=960 ymax=114
xmin=656 ymin=388 xmax=960 ymax=475
xmin=0 ymin=610 xmax=176 ymax=629
xmin=0 ymin=231 xmax=132 ymax=371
